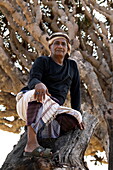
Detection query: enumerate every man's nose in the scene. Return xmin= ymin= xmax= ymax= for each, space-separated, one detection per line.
xmin=57 ymin=43 xmax=63 ymax=47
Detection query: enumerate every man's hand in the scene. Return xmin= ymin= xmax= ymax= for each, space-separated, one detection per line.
xmin=78 ymin=122 xmax=85 ymax=130
xmin=34 ymin=83 xmax=51 ymax=102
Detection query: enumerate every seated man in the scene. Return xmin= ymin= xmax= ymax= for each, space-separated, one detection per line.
xmin=16 ymin=32 xmax=84 ymax=157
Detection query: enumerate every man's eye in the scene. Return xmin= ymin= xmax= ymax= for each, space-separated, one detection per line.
xmin=54 ymin=41 xmax=67 ymax=46
xmin=62 ymin=42 xmax=67 ymax=46
xmin=54 ymin=41 xmax=59 ymax=45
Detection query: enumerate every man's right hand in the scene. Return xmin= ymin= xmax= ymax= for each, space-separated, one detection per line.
xmin=34 ymin=83 xmax=51 ymax=103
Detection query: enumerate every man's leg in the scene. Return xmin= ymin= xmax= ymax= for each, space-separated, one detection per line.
xmin=24 ymin=100 xmax=42 ymax=152
xmin=24 ymin=126 xmax=39 ymax=152
xmin=24 ymin=125 xmax=52 ymax=157
xmin=17 ymin=91 xmax=52 ymax=156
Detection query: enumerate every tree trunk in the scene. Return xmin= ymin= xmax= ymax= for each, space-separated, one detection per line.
xmin=108 ymin=132 xmax=113 ymax=170
xmin=105 ymin=110 xmax=113 ymax=170
xmin=1 ymin=113 xmax=98 ymax=170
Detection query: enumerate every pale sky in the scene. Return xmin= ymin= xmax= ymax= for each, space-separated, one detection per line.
xmin=0 ymin=130 xmax=108 ymax=169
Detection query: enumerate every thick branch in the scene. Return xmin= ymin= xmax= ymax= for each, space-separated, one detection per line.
xmin=0 ymin=67 xmax=14 ymax=92
xmin=0 ymin=46 xmax=24 ymax=93
xmin=0 ymin=92 xmax=16 ymax=109
xmin=56 ymin=113 xmax=98 ymax=169
xmin=71 ymin=51 xmax=107 ymax=112
xmin=10 ymin=30 xmax=33 ymax=70
xmin=81 ymin=50 xmax=112 ymax=79
xmin=0 ymin=110 xmax=16 ymax=118
xmin=0 ymin=118 xmax=25 ymax=133
xmin=16 ymin=0 xmax=33 ymax=24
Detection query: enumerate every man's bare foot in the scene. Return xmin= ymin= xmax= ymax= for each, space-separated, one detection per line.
xmin=24 ymin=143 xmax=39 ymax=152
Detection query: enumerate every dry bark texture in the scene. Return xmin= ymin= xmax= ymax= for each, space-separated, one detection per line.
xmin=0 ymin=0 xmax=113 ymax=169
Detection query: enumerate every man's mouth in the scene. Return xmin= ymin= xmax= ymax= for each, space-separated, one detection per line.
xmin=56 ymin=49 xmax=64 ymax=52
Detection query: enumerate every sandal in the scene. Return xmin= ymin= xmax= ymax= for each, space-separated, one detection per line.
xmin=23 ymin=146 xmax=52 ymax=158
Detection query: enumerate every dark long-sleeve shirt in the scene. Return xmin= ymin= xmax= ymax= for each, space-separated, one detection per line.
xmin=28 ymin=56 xmax=81 ymax=111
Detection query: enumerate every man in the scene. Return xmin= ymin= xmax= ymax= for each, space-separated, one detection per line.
xmin=16 ymin=32 xmax=84 ymax=157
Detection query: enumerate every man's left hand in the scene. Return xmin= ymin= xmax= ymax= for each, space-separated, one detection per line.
xmin=78 ymin=122 xmax=85 ymax=130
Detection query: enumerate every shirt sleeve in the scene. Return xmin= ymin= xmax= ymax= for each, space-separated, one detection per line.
xmin=28 ymin=57 xmax=45 ymax=89
xmin=70 ymin=61 xmax=81 ymax=111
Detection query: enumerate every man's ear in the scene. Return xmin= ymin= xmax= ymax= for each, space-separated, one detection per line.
xmin=49 ymin=44 xmax=51 ymax=49
xmin=49 ymin=44 xmax=52 ymax=50
xmin=48 ymin=44 xmax=52 ymax=56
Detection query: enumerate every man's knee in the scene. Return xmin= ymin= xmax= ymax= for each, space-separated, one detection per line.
xmin=55 ymin=114 xmax=79 ymax=134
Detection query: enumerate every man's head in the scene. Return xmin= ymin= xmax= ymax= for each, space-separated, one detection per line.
xmin=47 ymin=32 xmax=71 ymax=59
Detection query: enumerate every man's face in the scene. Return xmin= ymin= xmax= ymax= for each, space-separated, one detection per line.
xmin=50 ymin=38 xmax=68 ymax=58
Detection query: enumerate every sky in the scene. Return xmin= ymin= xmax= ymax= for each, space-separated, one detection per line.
xmin=0 ymin=130 xmax=21 ymax=168
xmin=0 ymin=130 xmax=108 ymax=169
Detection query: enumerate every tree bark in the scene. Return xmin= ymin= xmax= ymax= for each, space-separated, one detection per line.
xmin=105 ymin=110 xmax=113 ymax=170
